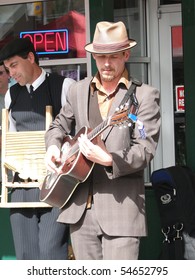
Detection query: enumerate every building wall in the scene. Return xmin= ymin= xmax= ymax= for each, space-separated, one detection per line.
xmin=182 ymin=0 xmax=195 ymax=171
xmin=0 ymin=208 xmax=15 ymax=259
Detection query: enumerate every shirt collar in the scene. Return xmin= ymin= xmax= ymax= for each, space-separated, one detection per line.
xmin=26 ymin=68 xmax=46 ymax=93
xmin=91 ymin=68 xmax=129 ymax=94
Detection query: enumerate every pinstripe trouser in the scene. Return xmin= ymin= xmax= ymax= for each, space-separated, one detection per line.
xmin=10 ymin=206 xmax=69 ymax=260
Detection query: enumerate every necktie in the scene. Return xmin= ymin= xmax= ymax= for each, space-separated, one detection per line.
xmin=29 ymin=85 xmax=34 ymax=98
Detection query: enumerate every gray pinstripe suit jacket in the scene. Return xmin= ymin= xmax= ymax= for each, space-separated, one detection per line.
xmin=45 ymin=76 xmax=161 ymax=237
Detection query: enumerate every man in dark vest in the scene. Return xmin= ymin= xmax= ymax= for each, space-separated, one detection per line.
xmin=0 ymin=37 xmax=75 ymax=259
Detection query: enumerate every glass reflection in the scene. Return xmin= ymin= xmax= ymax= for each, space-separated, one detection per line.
xmin=0 ymin=0 xmax=86 ymax=60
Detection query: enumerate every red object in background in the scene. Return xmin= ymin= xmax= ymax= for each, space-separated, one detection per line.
xmin=172 ymin=26 xmax=183 ymax=57
xmin=175 ymin=85 xmax=185 ymax=112
xmin=41 ymin=10 xmax=86 ymax=57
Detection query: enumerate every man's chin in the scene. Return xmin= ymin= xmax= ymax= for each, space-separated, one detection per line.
xmin=101 ymin=75 xmax=114 ymax=82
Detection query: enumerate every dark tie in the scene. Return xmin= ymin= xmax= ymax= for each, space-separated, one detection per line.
xmin=29 ymin=85 xmax=34 ymax=98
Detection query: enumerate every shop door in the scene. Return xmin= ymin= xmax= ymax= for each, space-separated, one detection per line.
xmin=159 ymin=8 xmax=185 ymax=167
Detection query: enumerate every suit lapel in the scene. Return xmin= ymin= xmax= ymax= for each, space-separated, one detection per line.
xmin=78 ymin=77 xmax=93 ymax=127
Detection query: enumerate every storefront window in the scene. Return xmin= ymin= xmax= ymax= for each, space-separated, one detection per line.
xmin=0 ymin=0 xmax=86 ymax=60
xmin=114 ymin=0 xmax=148 ymax=83
xmin=43 ymin=64 xmax=87 ymax=81
xmin=114 ymin=0 xmax=146 ymax=58
xmin=0 ymin=0 xmax=89 ymax=79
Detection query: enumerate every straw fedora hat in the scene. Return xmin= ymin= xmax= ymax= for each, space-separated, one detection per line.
xmin=85 ymin=21 xmax=137 ymax=54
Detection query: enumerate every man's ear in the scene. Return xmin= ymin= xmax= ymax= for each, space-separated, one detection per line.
xmin=27 ymin=52 xmax=35 ymax=63
xmin=124 ymin=50 xmax=130 ymax=61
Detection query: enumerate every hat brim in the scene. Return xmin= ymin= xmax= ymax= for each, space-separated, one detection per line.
xmin=85 ymin=40 xmax=137 ymax=54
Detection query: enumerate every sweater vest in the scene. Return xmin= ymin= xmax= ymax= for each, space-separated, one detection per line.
xmin=10 ymin=73 xmax=64 ymax=131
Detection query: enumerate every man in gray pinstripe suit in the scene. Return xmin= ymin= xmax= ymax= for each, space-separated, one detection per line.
xmin=44 ymin=21 xmax=161 ymax=259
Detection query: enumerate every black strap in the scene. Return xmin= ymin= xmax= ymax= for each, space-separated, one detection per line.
xmin=119 ymin=77 xmax=142 ymax=108
xmin=119 ymin=78 xmax=142 ymax=131
xmin=103 ymin=77 xmax=142 ymax=143
xmin=126 ymin=78 xmax=142 ymax=136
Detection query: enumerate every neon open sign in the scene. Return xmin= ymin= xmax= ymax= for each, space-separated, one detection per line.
xmin=20 ymin=29 xmax=69 ymax=55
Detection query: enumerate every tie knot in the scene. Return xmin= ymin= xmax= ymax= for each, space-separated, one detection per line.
xmin=30 ymin=85 xmax=34 ymax=94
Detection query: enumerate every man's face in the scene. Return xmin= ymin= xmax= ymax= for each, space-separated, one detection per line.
xmin=92 ymin=50 xmax=130 ymax=83
xmin=0 ymin=65 xmax=9 ymax=94
xmin=4 ymin=53 xmax=34 ymax=86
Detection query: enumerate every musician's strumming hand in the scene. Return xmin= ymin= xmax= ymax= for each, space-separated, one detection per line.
xmin=45 ymin=145 xmax=61 ymax=172
xmin=78 ymin=134 xmax=113 ymax=167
